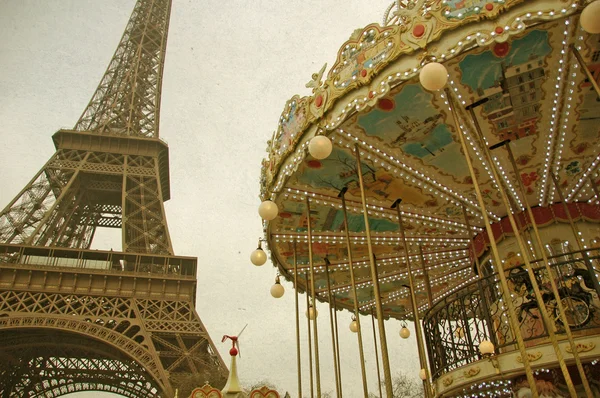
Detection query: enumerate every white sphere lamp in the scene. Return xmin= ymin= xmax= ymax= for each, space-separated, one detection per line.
xmin=308 ymin=135 xmax=333 ymax=160
xmin=478 ymin=340 xmax=495 ymax=356
xmin=419 ymin=62 xmax=448 ymax=91
xmin=250 ymin=241 xmax=267 ymax=266
xmin=258 ymin=200 xmax=278 ymax=221
xmin=349 ymin=318 xmax=359 ymax=333
xmin=581 ymin=1 xmax=600 ymax=34
xmin=270 ymin=276 xmax=285 ymax=298
xmin=419 ymin=368 xmax=427 ymax=381
xmin=306 ymin=306 xmax=318 ymax=320
xmin=399 ymin=325 xmax=410 ymax=339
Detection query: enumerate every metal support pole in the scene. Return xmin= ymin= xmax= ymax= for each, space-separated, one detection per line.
xmin=463 ymin=98 xmax=577 ymax=397
xmin=371 ymin=309 xmax=383 ymax=398
xmin=324 ymin=258 xmax=341 ymax=398
xmin=590 ymin=175 xmax=600 ymax=204
xmin=305 ymin=273 xmax=315 ymax=398
xmin=339 ymin=188 xmax=369 ymax=396
xmin=293 ymin=242 xmax=303 ymax=398
xmin=353 ymin=144 xmax=394 ymax=397
xmin=305 ymin=197 xmax=322 ymax=397
xmin=445 ymin=89 xmax=539 ymax=398
xmin=333 ymin=300 xmax=343 ymax=397
xmin=571 ymin=44 xmax=600 ymax=99
xmin=498 ymin=141 xmax=593 ymax=396
xmin=392 ymin=200 xmax=433 ymax=398
xmin=550 ymin=171 xmax=600 ymax=298
xmin=418 ymin=244 xmax=434 ymax=309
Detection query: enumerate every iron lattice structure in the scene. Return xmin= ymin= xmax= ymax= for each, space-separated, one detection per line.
xmin=0 ymin=0 xmax=228 ymax=396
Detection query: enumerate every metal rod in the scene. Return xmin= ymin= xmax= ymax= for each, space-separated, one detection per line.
xmin=503 ymin=143 xmax=593 ymax=396
xmin=464 ymin=99 xmax=576 ymax=397
xmin=305 ymin=197 xmax=322 ymax=397
xmin=392 ymin=201 xmax=432 ymax=398
xmin=333 ymin=300 xmax=343 ymax=397
xmin=371 ymin=309 xmax=383 ymax=398
xmin=445 ymin=88 xmax=539 ymax=398
xmin=353 ymin=144 xmax=394 ymax=397
xmin=293 ymin=242 xmax=303 ymax=398
xmin=461 ymin=205 xmax=499 ymax=350
xmin=418 ymin=244 xmax=433 ymax=310
xmin=590 ymin=175 xmax=600 ymax=203
xmin=305 ymin=272 xmax=314 ymax=398
xmin=461 ymin=205 xmax=484 ymax=278
xmin=469 ymin=103 xmax=577 ymax=398
xmin=324 ymin=259 xmax=341 ymax=398
xmin=339 ymin=189 xmax=369 ymax=396
xmin=571 ymin=44 xmax=600 ymax=99
xmin=550 ymin=171 xmax=600 ymax=298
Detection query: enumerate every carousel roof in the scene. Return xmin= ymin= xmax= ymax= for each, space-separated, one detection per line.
xmin=259 ymin=0 xmax=600 ymax=320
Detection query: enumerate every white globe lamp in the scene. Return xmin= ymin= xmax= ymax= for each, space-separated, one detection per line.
xmin=270 ymin=277 xmax=285 ymax=298
xmin=581 ymin=1 xmax=600 ymax=34
xmin=258 ymin=200 xmax=278 ymax=221
xmin=250 ymin=244 xmax=267 ymax=266
xmin=308 ymin=135 xmax=333 ymax=160
xmin=349 ymin=319 xmax=359 ymax=333
xmin=478 ymin=340 xmax=495 ymax=356
xmin=419 ymin=62 xmax=448 ymax=91
xmin=399 ymin=325 xmax=410 ymax=339
xmin=306 ymin=306 xmax=318 ymax=320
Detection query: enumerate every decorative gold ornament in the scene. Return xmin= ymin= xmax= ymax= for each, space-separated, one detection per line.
xmin=516 ymin=351 xmax=543 ymax=363
xmin=442 ymin=376 xmax=453 ymax=387
xmin=463 ymin=366 xmax=480 ymax=378
xmin=565 ymin=342 xmax=596 ymax=353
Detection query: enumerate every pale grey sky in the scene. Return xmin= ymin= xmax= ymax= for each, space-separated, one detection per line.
xmin=0 ymin=1 xmax=420 ymax=396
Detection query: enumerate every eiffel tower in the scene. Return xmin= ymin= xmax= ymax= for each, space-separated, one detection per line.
xmin=0 ymin=1 xmax=228 ymax=397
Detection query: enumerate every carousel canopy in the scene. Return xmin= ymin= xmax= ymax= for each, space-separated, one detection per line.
xmin=259 ymin=0 xmax=600 ymax=320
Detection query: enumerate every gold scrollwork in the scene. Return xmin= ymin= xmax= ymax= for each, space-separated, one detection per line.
xmin=516 ymin=351 xmax=542 ymax=363
xmin=442 ymin=376 xmax=454 ymax=387
xmin=463 ymin=366 xmax=480 ymax=378
xmin=566 ymin=342 xmax=596 ymax=353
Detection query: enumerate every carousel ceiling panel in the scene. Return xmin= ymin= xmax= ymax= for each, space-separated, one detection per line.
xmin=260 ymin=0 xmax=600 ymax=320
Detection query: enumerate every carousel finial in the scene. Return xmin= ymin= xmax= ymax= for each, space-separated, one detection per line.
xmin=221 ymin=324 xmax=247 ymax=395
xmin=305 ymin=63 xmax=327 ymax=93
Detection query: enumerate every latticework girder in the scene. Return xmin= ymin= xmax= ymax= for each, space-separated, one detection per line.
xmin=0 ymin=0 xmax=227 ymax=396
xmin=74 ymin=0 xmax=171 ymax=138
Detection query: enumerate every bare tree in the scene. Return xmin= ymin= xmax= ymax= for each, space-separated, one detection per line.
xmin=369 ymin=372 xmax=424 ymax=398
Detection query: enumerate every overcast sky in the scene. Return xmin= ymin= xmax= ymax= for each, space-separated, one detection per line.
xmin=0 ymin=1 xmax=421 ymax=396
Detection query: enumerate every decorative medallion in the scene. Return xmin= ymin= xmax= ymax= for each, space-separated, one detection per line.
xmin=442 ymin=375 xmax=454 ymax=387
xmin=250 ymin=386 xmax=280 ymax=398
xmin=463 ymin=366 xmax=481 ymax=378
xmin=565 ymin=342 xmax=596 ymax=353
xmin=191 ymin=384 xmax=223 ymax=398
xmin=516 ymin=351 xmax=543 ymax=363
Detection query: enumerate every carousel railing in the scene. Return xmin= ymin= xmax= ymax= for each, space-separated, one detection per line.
xmin=422 ymin=248 xmax=600 ymax=380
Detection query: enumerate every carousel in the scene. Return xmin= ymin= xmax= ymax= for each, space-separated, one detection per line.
xmin=254 ymin=0 xmax=600 ymax=397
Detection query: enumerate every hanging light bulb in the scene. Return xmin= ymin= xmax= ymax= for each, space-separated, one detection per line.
xmin=258 ymin=200 xmax=279 ymax=220
xmin=581 ymin=1 xmax=600 ymax=34
xmin=308 ymin=135 xmax=333 ymax=159
xmin=250 ymin=240 xmax=267 ymax=266
xmin=306 ymin=304 xmax=318 ymax=320
xmin=270 ymin=275 xmax=285 ymax=298
xmin=478 ymin=339 xmax=495 ymax=355
xmin=399 ymin=322 xmax=410 ymax=339
xmin=419 ymin=62 xmax=448 ymax=91
xmin=349 ymin=316 xmax=359 ymax=333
